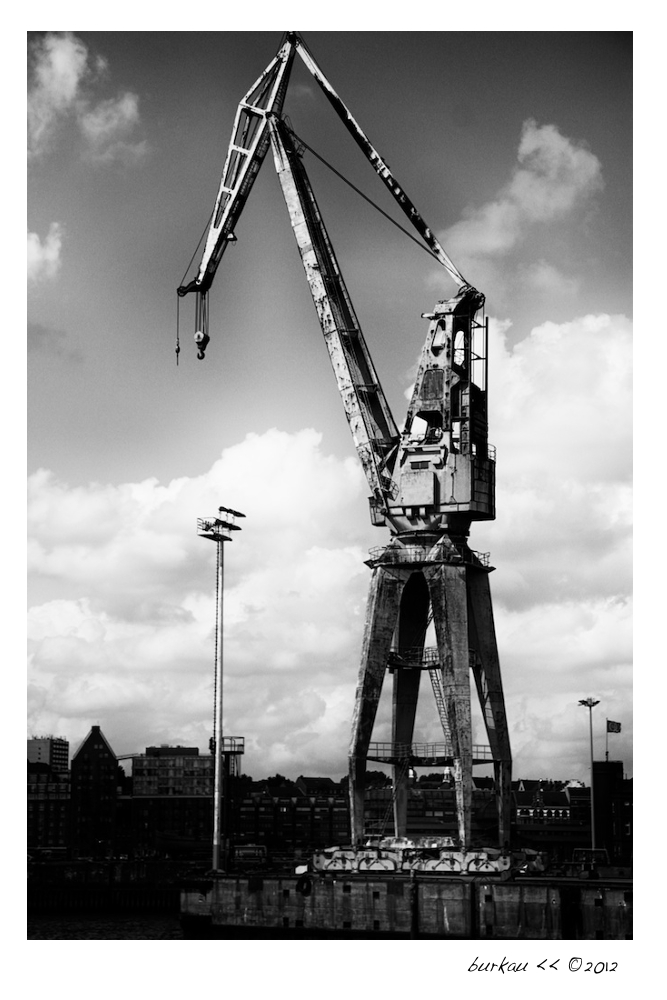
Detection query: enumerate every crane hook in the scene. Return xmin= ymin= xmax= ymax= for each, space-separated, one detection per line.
xmin=194 ymin=330 xmax=210 ymax=360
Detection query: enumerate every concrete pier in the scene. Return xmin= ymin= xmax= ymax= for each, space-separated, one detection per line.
xmin=180 ymin=872 xmax=632 ymax=939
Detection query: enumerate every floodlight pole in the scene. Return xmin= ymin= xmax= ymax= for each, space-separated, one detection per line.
xmin=198 ymin=506 xmax=245 ymax=871
xmin=579 ymin=697 xmax=600 ymax=850
xmin=213 ymin=532 xmax=226 ymax=871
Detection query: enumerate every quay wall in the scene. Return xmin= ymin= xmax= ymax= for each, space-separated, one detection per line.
xmin=180 ymin=874 xmax=632 ymax=939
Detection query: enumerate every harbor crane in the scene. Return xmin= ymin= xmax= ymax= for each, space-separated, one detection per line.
xmin=178 ymin=32 xmax=512 ymax=853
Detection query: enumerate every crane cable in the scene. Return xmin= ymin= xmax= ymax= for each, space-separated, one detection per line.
xmin=175 ymin=299 xmax=180 ymax=366
xmin=176 ymin=117 xmax=451 ymax=367
xmin=176 ymin=208 xmax=216 ymax=366
xmin=283 ymin=122 xmax=443 ymax=265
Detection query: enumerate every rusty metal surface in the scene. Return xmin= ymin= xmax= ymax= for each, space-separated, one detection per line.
xmin=269 ymin=116 xmax=399 ymax=505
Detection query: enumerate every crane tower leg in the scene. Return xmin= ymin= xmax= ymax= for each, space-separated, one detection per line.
xmin=426 ymin=561 xmax=474 ymax=850
xmin=391 ymin=572 xmax=429 ymax=837
xmin=348 ymin=542 xmax=511 ymax=854
xmin=348 ymin=565 xmax=403 ymax=844
xmin=466 ymin=569 xmax=513 ymax=845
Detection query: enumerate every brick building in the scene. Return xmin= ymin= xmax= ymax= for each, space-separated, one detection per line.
xmin=27 ymin=762 xmax=70 ymax=851
xmin=511 ymin=781 xmax=587 ymax=860
xmin=70 ymin=726 xmax=119 ymax=858
xmin=116 ymin=747 xmax=215 ymax=858
xmin=246 ymin=782 xmax=351 ymax=849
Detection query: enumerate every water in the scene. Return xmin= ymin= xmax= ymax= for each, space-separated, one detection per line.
xmin=27 ymin=913 xmax=184 ymax=939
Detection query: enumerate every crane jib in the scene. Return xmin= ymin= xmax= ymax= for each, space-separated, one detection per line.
xmin=178 ymin=32 xmax=472 ymax=301
xmin=177 ymin=32 xmax=483 ymax=516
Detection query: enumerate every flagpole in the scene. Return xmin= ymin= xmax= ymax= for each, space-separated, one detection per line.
xmin=605 ymin=720 xmax=609 ymax=762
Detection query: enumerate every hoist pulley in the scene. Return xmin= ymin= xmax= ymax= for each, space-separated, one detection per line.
xmin=194 ymin=291 xmax=210 ymax=360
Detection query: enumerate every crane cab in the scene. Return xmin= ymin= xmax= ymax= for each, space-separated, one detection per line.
xmin=390 ymin=290 xmax=495 ymax=531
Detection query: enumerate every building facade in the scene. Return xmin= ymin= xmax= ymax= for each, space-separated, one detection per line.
xmin=70 ymin=726 xmax=119 ymax=858
xmin=27 ymin=736 xmax=69 ymax=773
xmin=132 ymin=746 xmax=213 ymax=796
xmin=116 ymin=747 xmax=215 ymax=858
xmin=27 ymin=727 xmax=633 ymax=866
xmin=593 ymin=760 xmax=632 ymax=865
xmin=27 ymin=762 xmax=70 ymax=851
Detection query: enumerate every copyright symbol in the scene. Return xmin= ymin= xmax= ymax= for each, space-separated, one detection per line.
xmin=569 ymin=958 xmax=582 ymax=972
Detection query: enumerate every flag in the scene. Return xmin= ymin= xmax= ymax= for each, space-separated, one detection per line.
xmin=607 ymin=720 xmax=621 ymax=733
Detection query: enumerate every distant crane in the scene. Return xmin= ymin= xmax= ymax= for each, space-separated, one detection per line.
xmin=178 ymin=32 xmax=512 ymax=853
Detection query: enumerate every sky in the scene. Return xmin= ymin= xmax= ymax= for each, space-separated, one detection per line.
xmin=27 ymin=29 xmax=632 ymax=783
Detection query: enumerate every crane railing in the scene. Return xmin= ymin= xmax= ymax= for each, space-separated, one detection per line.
xmin=389 ymin=647 xmax=481 ymax=672
xmin=366 ymin=742 xmax=494 ymax=763
xmin=368 ymin=544 xmax=491 ymax=567
xmin=471 ymin=550 xmax=491 ymax=567
xmin=388 ymin=646 xmax=440 ymax=667
xmin=367 ymin=544 xmax=455 ymax=565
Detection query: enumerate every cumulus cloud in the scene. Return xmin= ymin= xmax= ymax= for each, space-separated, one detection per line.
xmin=27 ymin=32 xmax=147 ymax=164
xmin=28 ymin=32 xmax=89 ymax=158
xmin=521 ymin=260 xmax=579 ymax=297
xmin=28 ymin=429 xmax=371 ymax=772
xmin=440 ymin=120 xmax=602 ymax=275
xmin=27 ymin=223 xmax=63 ymax=282
xmin=487 ymin=312 xmax=632 ymax=493
xmin=28 ymin=313 xmax=632 ymax=779
xmin=79 ymin=92 xmax=149 ymax=165
xmin=466 ymin=312 xmax=632 ymax=777
xmin=471 ymin=312 xmax=632 ymax=616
